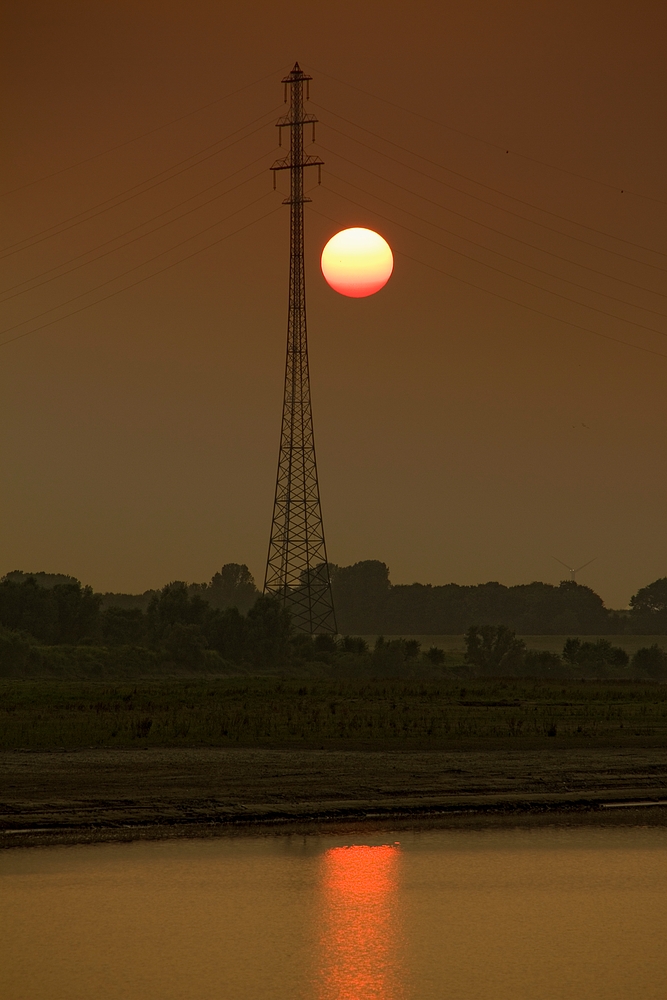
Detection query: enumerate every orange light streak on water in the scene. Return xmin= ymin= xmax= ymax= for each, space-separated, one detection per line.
xmin=315 ymin=844 xmax=404 ymax=1000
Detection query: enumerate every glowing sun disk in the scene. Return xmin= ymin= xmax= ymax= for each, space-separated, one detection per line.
xmin=321 ymin=228 xmax=393 ymax=297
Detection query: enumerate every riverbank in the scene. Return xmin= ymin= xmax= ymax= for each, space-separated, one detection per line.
xmin=3 ymin=743 xmax=667 ymax=848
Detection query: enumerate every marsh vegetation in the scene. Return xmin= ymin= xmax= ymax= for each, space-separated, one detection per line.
xmin=2 ymin=675 xmax=666 ymax=750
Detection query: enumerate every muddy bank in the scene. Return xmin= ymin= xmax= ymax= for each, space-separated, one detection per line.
xmin=2 ymin=744 xmax=667 ymax=848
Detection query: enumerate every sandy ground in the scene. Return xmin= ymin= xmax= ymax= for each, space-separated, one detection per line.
xmin=2 ymin=742 xmax=667 ymax=847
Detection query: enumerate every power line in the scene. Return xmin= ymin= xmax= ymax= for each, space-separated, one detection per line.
xmin=308 ymin=64 xmax=667 ymax=209
xmin=319 ymin=116 xmax=667 ymax=274
xmin=0 ymin=201 xmax=281 ymax=353
xmin=0 ymin=192 xmax=275 ymax=344
xmin=313 ymin=103 xmax=667 ymax=268
xmin=324 ymin=181 xmax=667 ymax=341
xmin=325 ymin=171 xmax=667 ymax=329
xmin=0 ymin=108 xmax=280 ymax=259
xmin=311 ymin=206 xmax=667 ymax=363
xmin=0 ymin=161 xmax=268 ymax=303
xmin=0 ymin=65 xmax=289 ymax=198
xmin=319 ymin=142 xmax=667 ymax=306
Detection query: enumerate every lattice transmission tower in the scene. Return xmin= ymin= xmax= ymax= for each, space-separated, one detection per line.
xmin=263 ymin=64 xmax=337 ymax=634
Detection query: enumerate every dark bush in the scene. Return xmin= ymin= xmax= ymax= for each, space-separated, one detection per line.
xmin=372 ymin=637 xmax=415 ymax=675
xmin=165 ymin=623 xmax=207 ymax=667
xmin=246 ymin=595 xmax=293 ymax=667
xmin=521 ymin=650 xmax=564 ymax=677
xmin=313 ymin=633 xmax=338 ymax=654
xmin=207 ymin=606 xmax=248 ymax=662
xmin=203 ymin=563 xmax=259 ymax=614
xmin=0 ymin=578 xmax=101 ymax=645
xmin=146 ymin=582 xmax=212 ymax=644
xmin=339 ymin=635 xmax=369 ymax=655
xmin=562 ymin=637 xmax=629 ymax=670
xmin=101 ymin=607 xmax=146 ymax=646
xmin=0 ymin=626 xmax=34 ymax=675
xmin=465 ymin=626 xmax=525 ymax=675
xmin=632 ymin=644 xmax=667 ymax=679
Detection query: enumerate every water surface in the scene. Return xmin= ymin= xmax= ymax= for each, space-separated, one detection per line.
xmin=2 ymin=825 xmax=666 ymax=999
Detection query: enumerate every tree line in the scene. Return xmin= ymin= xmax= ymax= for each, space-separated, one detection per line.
xmin=0 ymin=571 xmax=284 ymax=667
xmin=1 ymin=561 xmax=667 ymax=661
xmin=1 ymin=567 xmax=666 ymax=679
xmin=329 ymin=561 xmax=667 ymax=635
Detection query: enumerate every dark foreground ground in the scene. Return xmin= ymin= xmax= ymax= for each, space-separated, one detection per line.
xmin=2 ymin=741 xmax=667 ymax=849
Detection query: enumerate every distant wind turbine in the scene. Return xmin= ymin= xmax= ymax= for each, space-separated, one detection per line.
xmin=552 ymin=557 xmax=597 ymax=582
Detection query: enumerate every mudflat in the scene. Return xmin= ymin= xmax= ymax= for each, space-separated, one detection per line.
xmin=2 ymin=742 xmax=667 ymax=848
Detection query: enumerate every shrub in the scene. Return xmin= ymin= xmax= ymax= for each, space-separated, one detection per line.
xmin=165 ymin=623 xmax=206 ymax=667
xmin=102 ymin=607 xmax=146 ymax=646
xmin=632 ymin=644 xmax=667 ymax=679
xmin=562 ymin=637 xmax=629 ymax=669
xmin=465 ymin=626 xmax=525 ymax=675
xmin=372 ymin=637 xmax=415 ymax=675
xmin=313 ymin=633 xmax=338 ymax=654
xmin=521 ymin=650 xmax=564 ymax=677
xmin=339 ymin=635 xmax=369 ymax=655
xmin=246 ymin=594 xmax=293 ymax=667
xmin=0 ymin=626 xmax=33 ymax=675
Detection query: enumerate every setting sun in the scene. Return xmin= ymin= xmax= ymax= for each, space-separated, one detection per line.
xmin=321 ymin=227 xmax=394 ymax=297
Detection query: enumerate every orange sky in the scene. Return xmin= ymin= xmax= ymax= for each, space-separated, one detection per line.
xmin=1 ymin=0 xmax=666 ymax=607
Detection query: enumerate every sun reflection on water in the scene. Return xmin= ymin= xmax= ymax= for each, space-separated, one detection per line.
xmin=315 ymin=844 xmax=404 ymax=1000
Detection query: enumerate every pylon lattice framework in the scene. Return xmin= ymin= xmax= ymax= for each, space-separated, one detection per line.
xmin=263 ymin=63 xmax=337 ymax=634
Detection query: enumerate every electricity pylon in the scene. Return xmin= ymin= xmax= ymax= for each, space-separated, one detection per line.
xmin=263 ymin=63 xmax=337 ymax=634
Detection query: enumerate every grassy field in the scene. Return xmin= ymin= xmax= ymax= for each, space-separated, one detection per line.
xmin=363 ymin=635 xmax=667 ymax=655
xmin=2 ymin=676 xmax=666 ymax=750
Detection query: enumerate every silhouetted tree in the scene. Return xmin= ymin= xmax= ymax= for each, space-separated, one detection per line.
xmin=0 ymin=577 xmax=101 ymax=644
xmin=101 ymin=607 xmax=147 ymax=646
xmin=330 ymin=560 xmax=390 ymax=633
xmin=339 ymin=635 xmax=369 ymax=655
xmin=465 ymin=626 xmax=526 ymax=675
xmin=207 ymin=606 xmax=248 ymax=663
xmin=146 ymin=582 xmax=212 ymax=644
xmin=632 ymin=644 xmax=667 ymax=679
xmin=562 ymin=637 xmax=628 ymax=668
xmin=2 ymin=570 xmax=80 ymax=589
xmin=313 ymin=632 xmax=337 ymax=654
xmin=246 ymin=594 xmax=293 ymax=666
xmin=520 ymin=650 xmax=563 ymax=676
xmin=630 ymin=578 xmax=667 ymax=632
xmin=165 ymin=622 xmax=207 ymax=666
xmin=204 ymin=563 xmax=259 ymax=614
xmin=0 ymin=626 xmax=33 ymax=674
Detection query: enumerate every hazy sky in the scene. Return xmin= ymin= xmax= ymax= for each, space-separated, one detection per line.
xmin=1 ymin=0 xmax=666 ymax=608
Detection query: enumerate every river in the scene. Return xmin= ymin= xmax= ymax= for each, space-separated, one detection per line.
xmin=2 ymin=825 xmax=666 ymax=999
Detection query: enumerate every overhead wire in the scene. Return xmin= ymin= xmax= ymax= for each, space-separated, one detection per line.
xmin=311 ymin=203 xmax=667 ymax=363
xmin=324 ymin=169 xmax=667 ymax=328
xmin=0 ymin=107 xmax=281 ymax=259
xmin=0 ymin=65 xmax=289 ymax=198
xmin=313 ymin=103 xmax=667 ymax=268
xmin=308 ymin=64 xmax=667 ymax=209
xmin=0 ymin=158 xmax=270 ymax=303
xmin=318 ymin=142 xmax=667 ymax=306
xmin=0 ymin=199 xmax=281 ymax=352
xmin=0 ymin=191 xmax=276 ymax=345
xmin=5 ymin=72 xmax=664 ymax=365
xmin=0 ymin=201 xmax=282 ymax=353
xmin=323 ymin=179 xmax=667 ymax=341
